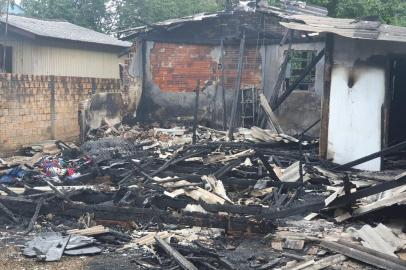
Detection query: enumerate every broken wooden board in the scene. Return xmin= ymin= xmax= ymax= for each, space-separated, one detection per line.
xmin=155 ymin=235 xmax=198 ymax=270
xmin=201 ymin=175 xmax=232 ymax=203
xmin=165 ymin=184 xmax=227 ymax=205
xmin=353 ymin=191 xmax=406 ymax=218
xmin=290 ymin=254 xmax=347 ymax=270
xmin=259 ymin=93 xmax=284 ymax=134
xmin=0 ymin=195 xmax=275 ymax=234
xmin=67 ymin=225 xmax=109 ymax=236
xmin=320 ymin=239 xmax=406 ymax=270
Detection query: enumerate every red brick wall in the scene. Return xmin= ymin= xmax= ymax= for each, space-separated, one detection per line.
xmin=149 ymin=42 xmax=262 ymax=92
xmin=0 ymin=74 xmax=120 ymax=151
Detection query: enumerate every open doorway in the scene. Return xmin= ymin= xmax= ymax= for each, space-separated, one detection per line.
xmin=388 ymin=57 xmax=406 ymax=146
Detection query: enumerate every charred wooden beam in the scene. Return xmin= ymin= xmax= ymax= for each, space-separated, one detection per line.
xmin=0 ymin=184 xmax=19 ymax=197
xmin=155 ymin=235 xmax=198 ymax=270
xmin=151 ymin=148 xmax=207 ymax=177
xmin=328 ymin=172 xmax=406 ymax=209
xmin=0 ymin=196 xmax=276 ymax=234
xmin=192 ymin=80 xmax=201 ymax=144
xmin=334 ymin=140 xmax=406 ymax=170
xmin=297 ymin=119 xmax=320 ymax=138
xmin=273 ymin=49 xmax=325 ymax=111
xmin=0 ymin=200 xmax=19 ymax=223
xmin=228 ymin=32 xmax=246 ymax=140
xmin=220 ymin=40 xmax=227 ymax=130
xmin=256 ymin=152 xmax=281 ymax=181
xmin=213 ymin=160 xmax=241 ymax=178
xmin=25 ymin=198 xmax=44 ymax=234
xmin=269 ymin=30 xmax=292 ymax=109
xmin=320 ymin=34 xmax=334 ymax=158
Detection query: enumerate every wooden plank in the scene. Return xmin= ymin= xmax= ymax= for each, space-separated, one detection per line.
xmin=155 ymin=235 xmax=198 ymax=270
xmin=320 ymin=240 xmax=406 ymax=270
xmin=67 ymin=225 xmax=109 ymax=236
xmin=259 ymin=93 xmax=284 ymax=134
xmin=301 ymin=254 xmax=346 ymax=270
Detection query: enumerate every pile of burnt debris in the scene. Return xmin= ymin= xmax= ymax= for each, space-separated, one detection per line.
xmin=0 ymin=123 xmax=405 ymax=270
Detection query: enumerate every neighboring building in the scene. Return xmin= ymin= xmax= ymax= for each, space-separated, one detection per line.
xmin=0 ymin=15 xmax=131 ymax=152
xmin=282 ymin=15 xmax=406 ymax=171
xmin=0 ymin=15 xmax=129 ymax=78
xmin=121 ymin=1 xmax=326 ymax=135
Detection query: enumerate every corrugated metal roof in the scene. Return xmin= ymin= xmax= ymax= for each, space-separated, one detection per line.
xmin=281 ymin=15 xmax=406 ymax=43
xmin=1 ymin=15 xmax=131 ymax=48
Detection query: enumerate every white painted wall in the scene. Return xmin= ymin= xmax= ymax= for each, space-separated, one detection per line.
xmin=327 ymin=66 xmax=385 ymax=171
xmin=325 ymin=36 xmax=406 ymax=171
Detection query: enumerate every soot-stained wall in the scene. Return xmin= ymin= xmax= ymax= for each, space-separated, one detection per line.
xmin=140 ymin=41 xmax=264 ymax=124
xmin=0 ymin=74 xmax=120 ymax=152
xmin=131 ymin=12 xmax=325 ymax=133
xmin=139 ymin=39 xmax=324 ymax=134
xmin=326 ymin=36 xmax=406 ymax=171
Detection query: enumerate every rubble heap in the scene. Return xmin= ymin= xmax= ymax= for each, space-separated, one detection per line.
xmin=0 ymin=123 xmax=405 ymax=269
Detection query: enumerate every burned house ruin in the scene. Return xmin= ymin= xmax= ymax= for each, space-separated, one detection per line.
xmin=121 ymin=2 xmax=327 ymax=136
xmin=283 ymin=15 xmax=406 ymax=171
xmin=1 ymin=1 xmax=406 ymax=269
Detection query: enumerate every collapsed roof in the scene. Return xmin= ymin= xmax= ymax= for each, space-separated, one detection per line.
xmin=281 ymin=14 xmax=406 ymax=43
xmin=119 ymin=0 xmax=328 ymax=41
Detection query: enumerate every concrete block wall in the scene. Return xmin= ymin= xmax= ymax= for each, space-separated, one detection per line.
xmin=0 ymin=74 xmax=120 ymax=152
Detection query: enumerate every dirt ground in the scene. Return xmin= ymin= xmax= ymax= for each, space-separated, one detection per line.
xmin=0 ymin=246 xmax=91 ymax=270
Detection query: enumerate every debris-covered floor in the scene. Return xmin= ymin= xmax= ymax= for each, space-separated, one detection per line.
xmin=0 ymin=123 xmax=405 ymax=270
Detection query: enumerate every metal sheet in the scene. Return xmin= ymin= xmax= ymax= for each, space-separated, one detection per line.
xmin=281 ymin=15 xmax=406 ymax=43
xmin=23 ymin=232 xmax=71 ymax=262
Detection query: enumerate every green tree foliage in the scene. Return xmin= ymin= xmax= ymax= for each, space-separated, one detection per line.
xmin=0 ymin=0 xmax=16 ymax=15
xmin=20 ymin=0 xmax=111 ymax=32
xmin=114 ymin=0 xmax=224 ymax=31
xmin=272 ymin=0 xmax=406 ymax=26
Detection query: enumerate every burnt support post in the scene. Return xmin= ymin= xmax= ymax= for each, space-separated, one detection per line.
xmin=228 ymin=32 xmax=246 ymax=140
xmin=320 ymin=34 xmax=334 ymax=158
xmin=273 ymin=48 xmax=325 ymax=111
xmin=220 ymin=40 xmax=228 ymax=130
xmin=271 ymin=29 xmax=293 ymax=108
xmin=192 ymin=80 xmax=201 ymax=144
